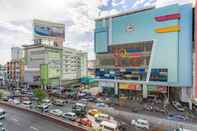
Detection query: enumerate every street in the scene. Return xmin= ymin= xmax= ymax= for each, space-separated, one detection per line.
xmin=0 ymin=105 xmax=73 ymax=131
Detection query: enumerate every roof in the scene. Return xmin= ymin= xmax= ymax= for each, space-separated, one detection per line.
xmin=96 ymin=6 xmax=154 ymax=20
xmin=22 ymin=44 xmax=62 ymax=50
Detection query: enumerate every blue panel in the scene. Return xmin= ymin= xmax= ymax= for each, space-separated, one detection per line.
xmin=178 ymin=4 xmax=193 ymax=87
xmin=95 ymin=31 xmax=108 ymax=53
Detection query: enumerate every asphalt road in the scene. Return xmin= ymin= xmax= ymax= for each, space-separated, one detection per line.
xmin=0 ymin=105 xmax=73 ymax=131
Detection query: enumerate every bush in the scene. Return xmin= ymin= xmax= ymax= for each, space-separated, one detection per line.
xmin=33 ymin=88 xmax=48 ymax=104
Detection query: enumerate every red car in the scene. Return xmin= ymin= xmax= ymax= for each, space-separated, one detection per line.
xmin=77 ymin=118 xmax=92 ymax=127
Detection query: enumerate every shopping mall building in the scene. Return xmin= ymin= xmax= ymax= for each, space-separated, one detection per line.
xmin=94 ymin=3 xmax=194 ymax=103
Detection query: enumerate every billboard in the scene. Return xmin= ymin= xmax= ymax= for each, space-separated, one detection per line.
xmin=47 ymin=49 xmax=61 ymax=79
xmin=33 ymin=19 xmax=65 ymax=40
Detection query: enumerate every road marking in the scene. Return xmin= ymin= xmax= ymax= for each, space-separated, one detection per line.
xmin=30 ymin=126 xmax=39 ymax=131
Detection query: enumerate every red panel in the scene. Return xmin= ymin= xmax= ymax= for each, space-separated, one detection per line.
xmin=155 ymin=13 xmax=180 ymax=21
xmin=128 ymin=52 xmax=142 ymax=57
xmin=195 ymin=2 xmax=197 ymax=98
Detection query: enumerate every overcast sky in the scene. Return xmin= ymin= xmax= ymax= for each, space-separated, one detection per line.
xmin=0 ymin=0 xmax=194 ymax=64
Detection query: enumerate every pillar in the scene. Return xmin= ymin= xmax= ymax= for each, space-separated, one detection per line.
xmin=114 ymin=81 xmax=118 ymax=95
xmin=143 ymin=84 xmax=148 ymax=98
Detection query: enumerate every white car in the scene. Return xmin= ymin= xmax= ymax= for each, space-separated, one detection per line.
xmin=42 ymin=99 xmax=52 ymax=106
xmin=131 ymin=119 xmax=150 ymax=130
xmin=22 ymin=101 xmax=32 ymax=108
xmin=49 ymin=109 xmax=63 ymax=117
xmin=63 ymin=112 xmax=77 ymax=121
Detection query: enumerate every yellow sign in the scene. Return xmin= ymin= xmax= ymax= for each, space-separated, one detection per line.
xmin=155 ymin=25 xmax=180 ymax=33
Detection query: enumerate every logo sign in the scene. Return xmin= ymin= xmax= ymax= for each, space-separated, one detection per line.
xmin=126 ymin=24 xmax=135 ymax=32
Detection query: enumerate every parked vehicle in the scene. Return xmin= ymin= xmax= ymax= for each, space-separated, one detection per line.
xmin=63 ymin=112 xmax=77 ymax=121
xmin=2 ymin=96 xmax=9 ymax=101
xmin=52 ymin=99 xmax=64 ymax=106
xmin=88 ymin=109 xmax=101 ymax=117
xmin=0 ymin=108 xmax=6 ymax=119
xmin=77 ymin=118 xmax=92 ymax=127
xmin=22 ymin=100 xmax=32 ymax=108
xmin=174 ymin=128 xmax=193 ymax=131
xmin=95 ymin=113 xmax=110 ymax=122
xmin=38 ymin=104 xmax=49 ymax=112
xmin=72 ymin=103 xmax=87 ymax=117
xmin=42 ymin=99 xmax=51 ymax=106
xmin=96 ymin=103 xmax=109 ymax=108
xmin=100 ymin=121 xmax=118 ymax=131
xmin=0 ymin=122 xmax=6 ymax=131
xmin=167 ymin=113 xmax=188 ymax=121
xmin=131 ymin=119 xmax=150 ymax=130
xmin=49 ymin=109 xmax=63 ymax=117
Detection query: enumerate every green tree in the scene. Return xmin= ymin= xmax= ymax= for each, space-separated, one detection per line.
xmin=33 ymin=88 xmax=48 ymax=104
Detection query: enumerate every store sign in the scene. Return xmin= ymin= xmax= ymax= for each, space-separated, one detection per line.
xmin=99 ymin=81 xmax=115 ymax=88
xmin=119 ymin=83 xmax=141 ymax=90
xmin=148 ymin=85 xmax=167 ymax=93
xmin=126 ymin=24 xmax=135 ymax=32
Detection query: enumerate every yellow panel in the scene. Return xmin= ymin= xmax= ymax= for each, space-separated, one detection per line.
xmin=155 ymin=25 xmax=180 ymax=33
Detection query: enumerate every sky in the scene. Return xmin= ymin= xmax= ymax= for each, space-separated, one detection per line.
xmin=0 ymin=0 xmax=194 ymax=64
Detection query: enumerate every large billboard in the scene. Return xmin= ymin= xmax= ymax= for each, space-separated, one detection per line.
xmin=33 ymin=19 xmax=65 ymax=40
xmin=47 ymin=49 xmax=62 ymax=79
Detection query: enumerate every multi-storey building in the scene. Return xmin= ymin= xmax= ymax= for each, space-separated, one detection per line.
xmin=23 ymin=44 xmax=62 ymax=88
xmin=62 ymin=47 xmax=87 ymax=80
xmin=94 ymin=4 xmax=193 ymax=103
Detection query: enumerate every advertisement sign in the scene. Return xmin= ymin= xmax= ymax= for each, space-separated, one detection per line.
xmin=40 ymin=64 xmax=48 ymax=85
xmin=33 ymin=19 xmax=65 ymax=40
xmin=119 ymin=83 xmax=141 ymax=90
xmin=47 ymin=49 xmax=61 ymax=78
xmin=147 ymin=85 xmax=167 ymax=93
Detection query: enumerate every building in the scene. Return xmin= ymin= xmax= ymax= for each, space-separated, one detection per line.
xmin=23 ymin=44 xmax=62 ymax=88
xmin=6 ymin=47 xmax=24 ymax=87
xmin=6 ymin=60 xmax=24 ymax=87
xmin=11 ymin=47 xmax=23 ymax=61
xmin=62 ymin=47 xmax=87 ymax=80
xmin=94 ymin=4 xmax=193 ymax=102
xmin=0 ymin=65 xmax=7 ymax=86
xmin=88 ymin=60 xmax=96 ymax=77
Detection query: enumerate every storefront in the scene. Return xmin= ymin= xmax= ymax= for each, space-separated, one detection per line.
xmin=118 ymin=83 xmax=142 ymax=99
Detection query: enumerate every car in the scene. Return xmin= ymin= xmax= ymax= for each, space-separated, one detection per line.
xmin=9 ymin=99 xmax=20 ymax=105
xmin=37 ymin=104 xmax=49 ymax=112
xmin=0 ymin=122 xmax=6 ymax=131
xmin=96 ymin=102 xmax=109 ymax=108
xmin=22 ymin=100 xmax=32 ymax=108
xmin=42 ymin=99 xmax=52 ymax=106
xmin=167 ymin=113 xmax=188 ymax=121
xmin=52 ymin=99 xmax=64 ymax=106
xmin=77 ymin=118 xmax=92 ymax=127
xmin=88 ymin=109 xmax=101 ymax=117
xmin=79 ymin=98 xmax=88 ymax=104
xmin=174 ymin=128 xmax=193 ymax=131
xmin=100 ymin=121 xmax=118 ymax=131
xmin=1 ymin=96 xmax=9 ymax=101
xmin=63 ymin=112 xmax=77 ymax=121
xmin=87 ymin=96 xmax=96 ymax=102
xmin=49 ymin=109 xmax=63 ymax=117
xmin=131 ymin=119 xmax=150 ymax=130
xmin=95 ymin=113 xmax=110 ymax=122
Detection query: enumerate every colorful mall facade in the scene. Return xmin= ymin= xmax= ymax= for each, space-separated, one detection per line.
xmin=94 ymin=4 xmax=195 ymax=103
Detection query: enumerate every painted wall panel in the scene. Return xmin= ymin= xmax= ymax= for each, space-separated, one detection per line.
xmin=178 ymin=4 xmax=193 ymax=87
xmin=95 ymin=31 xmax=108 ymax=53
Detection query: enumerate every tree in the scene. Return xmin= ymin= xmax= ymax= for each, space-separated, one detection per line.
xmin=33 ymin=88 xmax=48 ymax=104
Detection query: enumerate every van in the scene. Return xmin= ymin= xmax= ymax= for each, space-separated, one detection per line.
xmin=131 ymin=119 xmax=150 ymax=129
xmin=63 ymin=112 xmax=77 ymax=121
xmin=0 ymin=108 xmax=6 ymax=119
xmin=53 ymin=99 xmax=64 ymax=106
xmin=100 ymin=121 xmax=118 ymax=131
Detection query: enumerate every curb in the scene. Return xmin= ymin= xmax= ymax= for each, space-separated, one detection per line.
xmin=0 ymin=101 xmax=88 ymax=131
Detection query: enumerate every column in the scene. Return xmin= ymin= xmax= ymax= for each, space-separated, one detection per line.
xmin=143 ymin=84 xmax=148 ymax=98
xmin=114 ymin=81 xmax=118 ymax=95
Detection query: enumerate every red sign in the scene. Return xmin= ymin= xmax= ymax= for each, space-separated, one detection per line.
xmin=155 ymin=13 xmax=180 ymax=22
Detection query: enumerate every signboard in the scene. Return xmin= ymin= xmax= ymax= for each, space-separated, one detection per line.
xmin=47 ymin=49 xmax=61 ymax=78
xmin=33 ymin=19 xmax=65 ymax=40
xmin=119 ymin=83 xmax=141 ymax=90
xmin=40 ymin=64 xmax=48 ymax=85
xmin=147 ymin=85 xmax=167 ymax=93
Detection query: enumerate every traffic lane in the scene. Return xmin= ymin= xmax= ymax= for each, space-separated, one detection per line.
xmin=0 ymin=105 xmax=73 ymax=131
